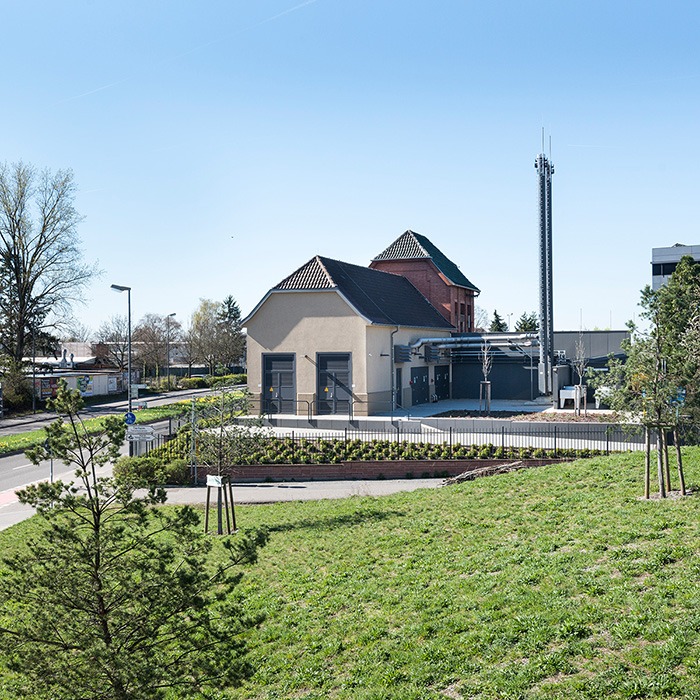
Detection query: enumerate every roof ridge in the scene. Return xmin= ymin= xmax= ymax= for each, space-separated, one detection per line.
xmin=406 ymin=230 xmax=430 ymax=257
xmin=314 ymin=255 xmax=336 ymax=287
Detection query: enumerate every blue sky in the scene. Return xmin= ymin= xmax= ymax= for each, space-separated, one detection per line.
xmin=2 ymin=0 xmax=699 ymax=334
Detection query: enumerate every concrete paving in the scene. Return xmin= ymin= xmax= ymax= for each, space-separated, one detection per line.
xmin=161 ymin=478 xmax=443 ymax=506
xmin=0 ymin=478 xmax=444 ymax=531
xmin=379 ymin=397 xmax=555 ymax=418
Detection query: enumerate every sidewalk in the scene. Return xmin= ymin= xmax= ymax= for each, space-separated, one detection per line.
xmin=162 ymin=478 xmax=443 ymax=505
xmin=0 ymin=477 xmax=443 ymax=531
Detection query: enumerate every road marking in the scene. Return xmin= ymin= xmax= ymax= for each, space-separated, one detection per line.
xmin=12 ymin=464 xmax=33 ymax=470
xmin=0 ymin=491 xmax=18 ymax=508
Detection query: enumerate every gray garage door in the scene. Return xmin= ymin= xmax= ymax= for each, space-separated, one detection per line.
xmin=263 ymin=354 xmax=295 ymax=414
xmin=317 ymin=353 xmax=352 ymax=415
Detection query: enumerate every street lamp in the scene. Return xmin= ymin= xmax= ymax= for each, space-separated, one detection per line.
xmin=166 ymin=312 xmax=176 ymax=390
xmin=110 ymin=284 xmax=132 ymax=413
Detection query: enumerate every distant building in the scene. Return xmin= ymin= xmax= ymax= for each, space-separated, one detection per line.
xmin=652 ymin=243 xmax=700 ymax=290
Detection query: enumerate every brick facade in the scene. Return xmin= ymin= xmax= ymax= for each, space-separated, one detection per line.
xmin=196 ymin=459 xmax=566 ymax=483
xmin=369 ymin=258 xmax=475 ymax=331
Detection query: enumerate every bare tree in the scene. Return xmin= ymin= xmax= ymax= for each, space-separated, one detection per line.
xmin=481 ymin=341 xmax=493 ymax=382
xmin=180 ymin=322 xmax=202 ymax=377
xmin=474 ymin=305 xmax=489 ymax=331
xmin=96 ymin=315 xmax=130 ymax=371
xmin=133 ymin=313 xmax=182 ymax=379
xmin=0 ymin=162 xmax=97 ymax=364
xmin=190 ymin=299 xmax=220 ymax=375
xmin=479 ymin=341 xmax=493 ymax=414
xmin=61 ymin=318 xmax=93 ymax=343
xmin=573 ymin=331 xmax=587 ymax=416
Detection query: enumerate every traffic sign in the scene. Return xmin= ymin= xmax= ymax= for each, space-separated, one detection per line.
xmin=127 ymin=425 xmax=155 ymax=435
xmin=126 ymin=433 xmax=156 ymax=442
xmin=124 ymin=412 xmax=136 ymax=425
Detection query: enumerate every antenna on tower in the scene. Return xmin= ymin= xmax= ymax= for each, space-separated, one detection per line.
xmin=541 ymin=127 xmax=545 ymax=153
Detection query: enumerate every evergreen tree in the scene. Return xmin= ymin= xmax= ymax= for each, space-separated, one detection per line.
xmin=216 ymin=295 xmax=245 ymax=370
xmin=514 ymin=311 xmax=539 ymax=332
xmin=0 ymin=380 xmax=267 ymax=698
xmin=489 ymin=310 xmax=508 ymax=332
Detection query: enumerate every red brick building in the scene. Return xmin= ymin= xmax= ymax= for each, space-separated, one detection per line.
xmin=369 ymin=230 xmax=480 ymax=332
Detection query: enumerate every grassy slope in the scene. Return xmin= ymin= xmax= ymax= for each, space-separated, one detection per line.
xmin=3 ymin=450 xmax=700 ymax=699
xmin=226 ymin=450 xmax=700 ymax=700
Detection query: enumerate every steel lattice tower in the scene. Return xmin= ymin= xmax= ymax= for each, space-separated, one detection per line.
xmin=535 ymin=146 xmax=554 ymax=395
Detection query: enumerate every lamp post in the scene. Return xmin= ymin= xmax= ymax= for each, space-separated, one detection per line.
xmin=166 ymin=312 xmax=176 ymax=390
xmin=110 ymin=284 xmax=132 ymax=413
xmin=32 ymin=322 xmax=36 ymax=414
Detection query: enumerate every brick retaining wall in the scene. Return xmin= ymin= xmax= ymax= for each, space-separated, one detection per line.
xmin=198 ymin=458 xmax=569 ymax=483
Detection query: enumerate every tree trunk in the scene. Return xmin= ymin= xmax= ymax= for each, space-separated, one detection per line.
xmin=644 ymin=426 xmax=650 ymax=500
xmin=662 ymin=429 xmax=672 ymax=492
xmin=656 ymin=428 xmax=666 ymax=498
xmin=673 ymin=427 xmax=686 ymax=496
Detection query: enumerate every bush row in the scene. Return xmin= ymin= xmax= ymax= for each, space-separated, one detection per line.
xmin=113 ymin=456 xmax=190 ymax=485
xmin=178 ymin=374 xmax=247 ymax=390
xmin=134 ymin=435 xmax=607 ymax=475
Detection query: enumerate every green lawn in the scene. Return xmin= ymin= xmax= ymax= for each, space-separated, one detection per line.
xmin=0 ymin=404 xmax=187 ymax=456
xmin=4 ymin=450 xmax=700 ymax=699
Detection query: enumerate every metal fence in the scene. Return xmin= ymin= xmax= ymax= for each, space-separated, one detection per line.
xmin=137 ymin=420 xmax=684 ymax=464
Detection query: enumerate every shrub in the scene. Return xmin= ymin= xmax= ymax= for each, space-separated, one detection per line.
xmin=164 ymin=458 xmax=190 ymax=484
xmin=209 ymin=374 xmax=247 ymax=388
xmin=2 ymin=369 xmax=33 ymax=411
xmin=179 ymin=377 xmax=208 ymax=390
xmin=113 ymin=456 xmax=166 ymax=485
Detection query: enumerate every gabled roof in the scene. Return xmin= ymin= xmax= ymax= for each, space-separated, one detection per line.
xmin=372 ymin=230 xmax=480 ymax=292
xmin=269 ymin=255 xmax=453 ymax=329
xmin=274 ymin=256 xmax=335 ymax=290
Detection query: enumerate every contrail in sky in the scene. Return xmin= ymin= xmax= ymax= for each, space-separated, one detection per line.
xmin=60 ymin=0 xmax=321 ymax=103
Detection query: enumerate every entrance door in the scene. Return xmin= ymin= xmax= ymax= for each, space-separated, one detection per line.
xmin=434 ymin=365 xmax=450 ymax=401
xmin=411 ymin=366 xmax=429 ymax=405
xmin=317 ymin=353 xmax=352 ymax=415
xmin=263 ymin=354 xmax=295 ymax=414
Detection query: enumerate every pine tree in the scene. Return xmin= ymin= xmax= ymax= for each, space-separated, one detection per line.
xmin=489 ymin=310 xmax=508 ymax=332
xmin=0 ymin=379 xmax=267 ymax=698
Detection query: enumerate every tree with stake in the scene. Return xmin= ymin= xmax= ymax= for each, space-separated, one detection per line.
xmin=594 ymin=256 xmax=700 ymax=498
xmin=192 ymin=387 xmax=269 ymax=533
xmin=0 ymin=379 xmax=267 ymax=699
xmin=573 ymin=331 xmax=587 ymax=417
xmin=479 ymin=341 xmax=493 ymax=415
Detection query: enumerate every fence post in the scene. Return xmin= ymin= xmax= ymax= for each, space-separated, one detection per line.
xmin=501 ymin=425 xmax=505 ymax=453
xmin=344 ymin=427 xmax=348 ymax=460
xmin=449 ymin=426 xmax=453 ymax=458
xmin=292 ymin=430 xmax=295 ymax=464
xmin=553 ymin=424 xmax=557 ymax=455
xmin=606 ymin=431 xmax=610 ymax=456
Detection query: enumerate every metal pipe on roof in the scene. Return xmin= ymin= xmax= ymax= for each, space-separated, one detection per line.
xmin=409 ymin=333 xmax=537 ymax=350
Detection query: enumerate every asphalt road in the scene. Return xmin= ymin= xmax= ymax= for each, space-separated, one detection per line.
xmin=0 ymin=386 xmax=223 ymax=439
